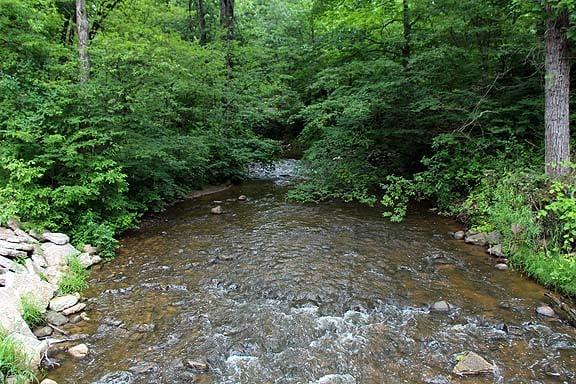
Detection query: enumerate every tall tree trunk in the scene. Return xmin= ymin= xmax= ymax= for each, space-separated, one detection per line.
xmin=544 ymin=4 xmax=571 ymax=177
xmin=76 ymin=0 xmax=90 ymax=83
xmin=220 ymin=0 xmax=234 ymax=78
xmin=402 ymin=0 xmax=411 ymax=70
xmin=197 ymin=0 xmax=207 ymax=46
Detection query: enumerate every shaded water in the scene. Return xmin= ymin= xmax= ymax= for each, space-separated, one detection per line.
xmin=49 ymin=173 xmax=575 ymax=383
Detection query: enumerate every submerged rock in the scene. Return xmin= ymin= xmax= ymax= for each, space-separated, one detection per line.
xmin=452 ymin=351 xmax=494 ymax=376
xmin=185 ymin=360 xmax=209 ymax=372
xmin=68 ymin=343 xmax=89 ymax=359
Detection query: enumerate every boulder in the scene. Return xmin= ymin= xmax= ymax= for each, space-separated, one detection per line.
xmin=68 ymin=344 xmax=89 ymax=359
xmin=31 ymin=254 xmax=48 ymax=269
xmin=62 ymin=302 xmax=86 ymax=316
xmin=49 ymin=294 xmax=79 ymax=312
xmin=0 ymin=288 xmax=36 ymax=338
xmin=42 ymin=232 xmax=70 ymax=245
xmin=11 ymin=271 xmax=55 ymax=310
xmin=0 ymin=247 xmax=27 ymax=258
xmin=485 ymin=231 xmax=503 ymax=245
xmin=77 ymin=252 xmax=101 ymax=269
xmin=431 ymin=300 xmax=452 ymax=313
xmin=536 ymin=304 xmax=556 ymax=317
xmin=211 ymin=206 xmax=223 ymax=215
xmin=0 ymin=228 xmax=16 ymax=240
xmin=494 ymin=263 xmax=508 ymax=271
xmin=9 ymin=333 xmax=49 ymax=371
xmin=41 ymin=242 xmax=77 ymax=267
xmin=0 ymin=240 xmax=34 ymax=252
xmin=452 ymin=351 xmax=494 ymax=376
xmin=46 ymin=310 xmax=68 ymax=326
xmin=44 ymin=266 xmax=68 ymax=286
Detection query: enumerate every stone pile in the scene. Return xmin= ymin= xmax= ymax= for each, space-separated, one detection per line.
xmin=0 ymin=220 xmax=101 ymax=378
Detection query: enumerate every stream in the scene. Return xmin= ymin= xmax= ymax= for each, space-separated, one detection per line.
xmin=49 ymin=161 xmax=575 ymax=383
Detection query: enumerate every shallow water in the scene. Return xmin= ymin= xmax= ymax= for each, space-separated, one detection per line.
xmin=49 ymin=176 xmax=575 ymax=383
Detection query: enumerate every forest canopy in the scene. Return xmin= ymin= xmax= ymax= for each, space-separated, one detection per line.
xmin=1 ymin=0 xmax=576 ymax=292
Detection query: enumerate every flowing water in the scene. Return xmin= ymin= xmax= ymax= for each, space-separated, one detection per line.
xmin=49 ymin=162 xmax=575 ymax=384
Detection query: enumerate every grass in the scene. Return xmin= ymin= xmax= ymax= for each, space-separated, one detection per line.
xmin=0 ymin=330 xmax=37 ymax=384
xmin=19 ymin=295 xmax=44 ymax=328
xmin=57 ymin=255 xmax=89 ymax=295
xmin=511 ymin=250 xmax=576 ymax=296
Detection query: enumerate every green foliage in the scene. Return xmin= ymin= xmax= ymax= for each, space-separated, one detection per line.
xmin=539 ymin=178 xmax=576 ymax=253
xmin=19 ymin=295 xmax=45 ymax=328
xmin=0 ymin=330 xmax=37 ymax=384
xmin=58 ymin=255 xmax=89 ymax=295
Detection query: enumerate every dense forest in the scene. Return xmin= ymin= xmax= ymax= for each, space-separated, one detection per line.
xmin=1 ymin=0 xmax=576 ymax=297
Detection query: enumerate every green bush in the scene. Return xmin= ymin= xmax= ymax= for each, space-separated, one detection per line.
xmin=57 ymin=256 xmax=89 ymax=295
xmin=19 ymin=295 xmax=44 ymax=328
xmin=0 ymin=330 xmax=37 ymax=384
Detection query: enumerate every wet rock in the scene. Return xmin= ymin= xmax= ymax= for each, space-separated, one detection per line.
xmin=131 ymin=323 xmax=155 ymax=333
xmin=69 ymin=314 xmax=83 ymax=324
xmin=130 ymin=362 xmax=159 ymax=374
xmin=238 ymin=195 xmax=247 ymax=201
xmin=424 ymin=376 xmax=451 ymax=384
xmin=185 ymin=360 xmax=209 ymax=372
xmin=464 ymin=233 xmax=487 ymax=247
xmin=93 ymin=371 xmax=134 ymax=384
xmin=33 ymin=326 xmax=53 ymax=338
xmin=62 ymin=302 xmax=86 ymax=316
xmin=494 ymin=263 xmax=508 ymax=271
xmin=452 ymin=351 xmax=494 ymax=375
xmin=68 ymin=343 xmax=89 ymax=359
xmin=49 ymin=294 xmax=79 ymax=312
xmin=102 ymin=316 xmax=124 ymax=327
xmin=41 ymin=243 xmax=77 ymax=267
xmin=453 ymin=231 xmax=465 ymax=240
xmin=40 ymin=379 xmax=58 ymax=384
xmin=536 ymin=304 xmax=556 ymax=317
xmin=316 ymin=374 xmax=356 ymax=384
xmin=431 ymin=300 xmax=452 ymax=313
xmin=42 ymin=232 xmax=70 ymax=245
xmin=46 ymin=310 xmax=68 ymax=326
xmin=211 ymin=206 xmax=223 ymax=215
xmin=487 ymin=244 xmax=505 ymax=258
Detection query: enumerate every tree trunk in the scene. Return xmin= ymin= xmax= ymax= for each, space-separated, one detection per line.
xmin=544 ymin=4 xmax=571 ymax=177
xmin=197 ymin=0 xmax=207 ymax=46
xmin=402 ymin=0 xmax=411 ymax=70
xmin=76 ymin=0 xmax=90 ymax=83
xmin=220 ymin=0 xmax=234 ymax=79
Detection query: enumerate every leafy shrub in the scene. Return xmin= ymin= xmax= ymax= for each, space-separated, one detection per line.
xmin=0 ymin=330 xmax=36 ymax=384
xmin=58 ymin=256 xmax=89 ymax=295
xmin=19 ymin=295 xmax=44 ymax=328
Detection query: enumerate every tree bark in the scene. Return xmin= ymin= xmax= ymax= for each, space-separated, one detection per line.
xmin=197 ymin=0 xmax=207 ymax=46
xmin=544 ymin=4 xmax=571 ymax=177
xmin=76 ymin=0 xmax=90 ymax=83
xmin=402 ymin=0 xmax=411 ymax=71
xmin=220 ymin=0 xmax=234 ymax=79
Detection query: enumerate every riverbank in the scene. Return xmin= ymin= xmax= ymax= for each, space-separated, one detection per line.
xmin=0 ymin=221 xmax=102 ymax=383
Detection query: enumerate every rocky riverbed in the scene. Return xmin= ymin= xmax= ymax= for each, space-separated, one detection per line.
xmin=45 ymin=177 xmax=576 ymax=384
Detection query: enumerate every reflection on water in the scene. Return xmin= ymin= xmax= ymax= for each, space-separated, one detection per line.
xmin=49 ymin=181 xmax=575 ymax=384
